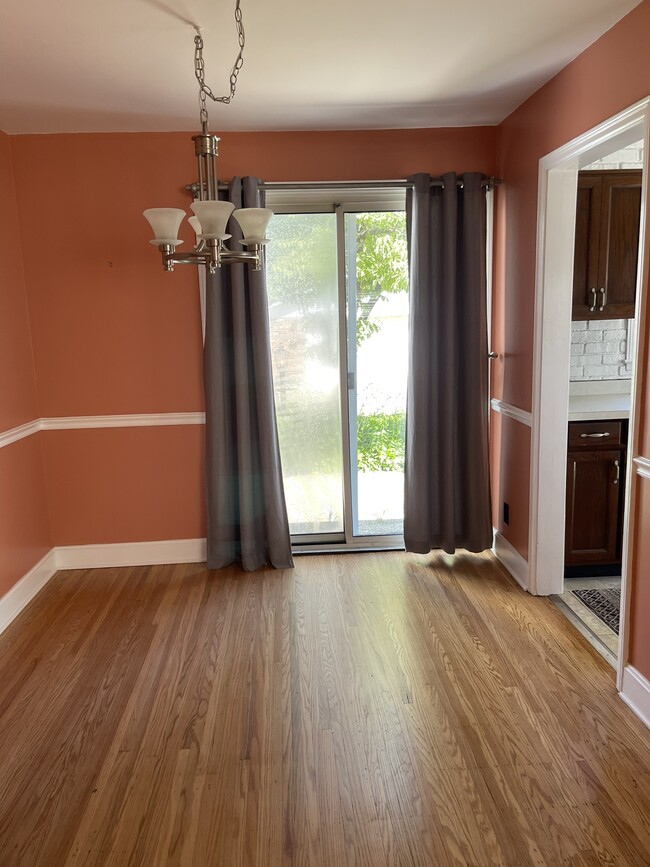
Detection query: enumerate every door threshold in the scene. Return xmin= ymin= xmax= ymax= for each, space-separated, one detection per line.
xmin=550 ymin=595 xmax=617 ymax=669
xmin=292 ymin=542 xmax=405 ymax=555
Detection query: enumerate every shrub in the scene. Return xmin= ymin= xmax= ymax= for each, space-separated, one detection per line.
xmin=357 ymin=412 xmax=405 ymax=472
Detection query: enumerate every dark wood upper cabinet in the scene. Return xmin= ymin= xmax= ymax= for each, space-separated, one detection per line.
xmin=572 ymin=170 xmax=642 ymax=320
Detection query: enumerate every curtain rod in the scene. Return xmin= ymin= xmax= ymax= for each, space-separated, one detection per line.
xmin=187 ymin=176 xmax=502 ymax=196
xmin=258 ymin=177 xmax=502 ymax=190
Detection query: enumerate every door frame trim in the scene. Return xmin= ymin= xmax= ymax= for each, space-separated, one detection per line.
xmin=529 ymin=97 xmax=650 ymax=694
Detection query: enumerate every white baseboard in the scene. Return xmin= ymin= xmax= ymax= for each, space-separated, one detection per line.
xmin=620 ymin=665 xmax=650 ymax=730
xmin=54 ymin=538 xmax=207 ymax=570
xmin=493 ymin=531 xmax=529 ymax=591
xmin=0 ymin=539 xmax=207 ymax=636
xmin=0 ymin=550 xmax=57 ymax=635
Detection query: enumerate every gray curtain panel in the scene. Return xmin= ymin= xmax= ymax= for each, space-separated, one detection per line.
xmin=404 ymin=172 xmax=492 ymax=555
xmin=204 ymin=176 xmax=294 ymax=570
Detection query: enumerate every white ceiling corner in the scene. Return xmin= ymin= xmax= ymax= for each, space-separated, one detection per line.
xmin=0 ymin=0 xmax=642 ymax=134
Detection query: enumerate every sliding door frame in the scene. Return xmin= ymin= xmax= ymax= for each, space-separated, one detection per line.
xmin=266 ymin=187 xmax=407 ymax=551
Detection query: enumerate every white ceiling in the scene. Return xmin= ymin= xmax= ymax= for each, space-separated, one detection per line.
xmin=0 ymin=0 xmax=642 ymax=134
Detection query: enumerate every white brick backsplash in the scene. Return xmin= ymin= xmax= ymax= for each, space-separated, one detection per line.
xmin=570 ymin=318 xmax=633 ymax=381
xmin=583 ymin=364 xmax=621 ymax=378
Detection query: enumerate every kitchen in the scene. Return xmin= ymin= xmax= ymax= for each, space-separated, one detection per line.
xmin=554 ymin=140 xmax=643 ymax=663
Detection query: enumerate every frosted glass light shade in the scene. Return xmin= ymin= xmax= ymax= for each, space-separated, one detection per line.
xmin=143 ymin=208 xmax=186 ymax=245
xmin=188 ymin=216 xmax=202 ymax=238
xmin=232 ymin=208 xmax=273 ymax=243
xmin=190 ymin=200 xmax=235 ymax=239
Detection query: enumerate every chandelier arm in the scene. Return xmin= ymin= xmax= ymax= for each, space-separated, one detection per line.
xmin=157 ymin=244 xmax=263 ymax=273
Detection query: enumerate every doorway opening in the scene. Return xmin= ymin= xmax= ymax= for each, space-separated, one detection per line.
xmin=530 ymin=99 xmax=649 ymax=684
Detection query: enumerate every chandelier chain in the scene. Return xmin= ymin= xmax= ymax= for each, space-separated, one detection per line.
xmin=194 ymin=0 xmax=245 ymax=128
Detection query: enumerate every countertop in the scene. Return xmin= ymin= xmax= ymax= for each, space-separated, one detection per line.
xmin=568 ymin=392 xmax=631 ymax=421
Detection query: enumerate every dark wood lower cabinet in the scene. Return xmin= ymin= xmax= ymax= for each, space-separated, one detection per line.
xmin=565 ymin=419 xmax=627 ymax=571
xmin=565 ymin=448 xmax=623 ymax=566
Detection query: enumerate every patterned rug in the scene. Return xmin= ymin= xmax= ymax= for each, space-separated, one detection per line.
xmin=572 ymin=588 xmax=621 ymax=635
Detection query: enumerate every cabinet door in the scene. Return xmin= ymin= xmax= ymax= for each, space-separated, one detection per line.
xmin=597 ymin=171 xmax=642 ymax=318
xmin=565 ymin=448 xmax=622 ymax=565
xmin=572 ymin=170 xmax=641 ymax=321
xmin=572 ymin=174 xmax=602 ymax=318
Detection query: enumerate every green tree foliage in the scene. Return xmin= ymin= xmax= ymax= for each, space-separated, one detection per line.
xmin=266 ymin=213 xmax=337 ymax=313
xmin=266 ymin=211 xmax=408 ymax=346
xmin=357 ymin=412 xmax=405 ymax=472
xmin=266 ymin=211 xmax=408 ymax=480
xmin=348 ymin=211 xmax=408 ymax=346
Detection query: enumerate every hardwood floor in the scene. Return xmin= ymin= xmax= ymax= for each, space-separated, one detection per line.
xmin=0 ymin=552 xmax=649 ymax=866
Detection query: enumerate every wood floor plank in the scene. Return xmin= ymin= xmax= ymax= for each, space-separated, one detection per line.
xmin=0 ymin=551 xmax=649 ymax=866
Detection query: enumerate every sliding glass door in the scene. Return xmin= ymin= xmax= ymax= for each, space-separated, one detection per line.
xmin=266 ymin=191 xmax=408 ymax=546
xmin=345 ymin=211 xmax=409 ymax=537
xmin=265 ymin=212 xmax=345 ymax=539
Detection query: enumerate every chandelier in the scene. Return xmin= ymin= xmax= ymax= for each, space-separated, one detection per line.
xmin=143 ymin=1 xmax=271 ymax=273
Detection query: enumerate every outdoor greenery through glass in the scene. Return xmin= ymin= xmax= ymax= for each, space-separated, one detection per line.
xmin=265 ymin=207 xmax=408 ymax=536
xmin=347 ymin=211 xmax=408 ymax=473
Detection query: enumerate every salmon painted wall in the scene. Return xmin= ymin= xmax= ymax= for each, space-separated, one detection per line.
xmin=42 ymin=426 xmax=205 ymax=545
xmin=0 ymin=132 xmax=39 ymax=430
xmin=9 ymin=126 xmax=497 ymax=548
xmin=629 ymin=476 xmax=650 ymax=669
xmin=492 ymin=0 xmax=650 ymax=675
xmin=0 ymin=439 xmax=51 ymax=597
xmin=0 ymin=131 xmax=51 ymax=595
xmin=10 ymin=127 xmax=496 ymax=418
